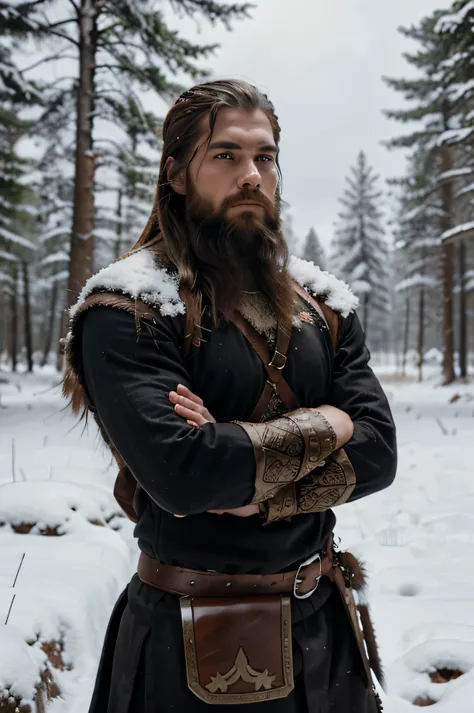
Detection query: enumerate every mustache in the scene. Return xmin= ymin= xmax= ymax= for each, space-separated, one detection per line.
xmin=219 ymin=187 xmax=276 ymax=216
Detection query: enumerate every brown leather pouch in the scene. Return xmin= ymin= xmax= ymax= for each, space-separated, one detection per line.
xmin=180 ymin=595 xmax=294 ymax=704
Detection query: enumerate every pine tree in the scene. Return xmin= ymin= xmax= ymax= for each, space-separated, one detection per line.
xmin=302 ymin=227 xmax=326 ymax=269
xmin=383 ymin=8 xmax=474 ymax=383
xmin=331 ymin=151 xmax=390 ymax=347
xmin=0 ymin=47 xmax=38 ymax=251
xmin=1 ymin=0 xmax=253 ymax=307
xmin=435 ymin=0 xmax=474 ymax=378
xmin=391 ymin=149 xmax=442 ymax=381
xmin=0 ymin=46 xmax=40 ymax=370
xmin=34 ymin=140 xmax=74 ymax=367
xmin=94 ymin=96 xmax=160 ymax=266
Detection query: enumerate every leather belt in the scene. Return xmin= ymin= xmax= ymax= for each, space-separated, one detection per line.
xmin=137 ymin=538 xmax=334 ymax=599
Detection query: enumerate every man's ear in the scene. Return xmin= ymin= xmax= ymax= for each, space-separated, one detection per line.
xmin=165 ymin=156 xmax=186 ymax=195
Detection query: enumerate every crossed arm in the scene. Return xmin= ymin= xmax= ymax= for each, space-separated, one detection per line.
xmin=81 ymin=306 xmax=397 ymax=520
xmin=169 ymin=384 xmax=355 ymax=519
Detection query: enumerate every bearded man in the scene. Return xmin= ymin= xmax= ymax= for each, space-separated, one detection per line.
xmin=64 ymin=80 xmax=396 ymax=713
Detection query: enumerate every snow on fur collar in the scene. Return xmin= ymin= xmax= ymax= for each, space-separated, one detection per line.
xmin=69 ymin=247 xmax=185 ymax=320
xmin=288 ymin=255 xmax=359 ymax=317
xmin=69 ymin=247 xmax=358 ymax=322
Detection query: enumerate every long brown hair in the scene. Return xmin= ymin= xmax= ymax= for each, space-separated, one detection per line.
xmin=131 ymin=79 xmax=295 ymax=342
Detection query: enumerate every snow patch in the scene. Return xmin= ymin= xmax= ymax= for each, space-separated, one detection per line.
xmin=438 ymin=167 xmax=473 ymax=181
xmin=0 ymin=371 xmax=136 ymax=710
xmin=0 ymin=249 xmax=19 ymax=262
xmin=389 ymin=639 xmax=474 ymax=706
xmin=0 ymin=481 xmax=120 ymax=528
xmin=39 ymin=251 xmax=69 ymax=267
xmin=436 ymin=2 xmax=474 ymax=33
xmin=0 ymin=270 xmax=14 ymax=284
xmin=0 ymin=526 xmax=131 ymax=703
xmin=40 ymin=226 xmax=70 ymax=244
xmin=396 ymin=275 xmax=438 ymax=292
xmin=0 ymin=626 xmax=47 ymax=702
xmin=442 ymin=221 xmax=474 ymax=242
xmin=0 ymin=227 xmax=36 ymax=251
xmin=456 ymin=180 xmax=474 ymax=198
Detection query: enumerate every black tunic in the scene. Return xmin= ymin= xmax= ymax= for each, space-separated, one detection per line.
xmin=80 ymin=302 xmax=396 ymax=712
xmin=81 ymin=305 xmax=396 ymax=573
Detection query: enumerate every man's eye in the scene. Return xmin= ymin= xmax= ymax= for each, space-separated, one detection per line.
xmin=257 ymin=155 xmax=273 ymax=163
xmin=215 ymin=152 xmax=233 ymax=160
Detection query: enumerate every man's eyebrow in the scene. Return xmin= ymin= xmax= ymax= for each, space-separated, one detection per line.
xmin=208 ymin=141 xmax=278 ymax=154
xmin=259 ymin=144 xmax=279 ymax=154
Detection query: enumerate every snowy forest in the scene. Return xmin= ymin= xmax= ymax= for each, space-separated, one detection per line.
xmin=2 ymin=2 xmax=474 ymax=713
xmin=0 ymin=0 xmax=473 ymax=383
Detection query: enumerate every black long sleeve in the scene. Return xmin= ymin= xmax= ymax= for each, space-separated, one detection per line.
xmin=329 ymin=311 xmax=397 ymax=500
xmin=81 ymin=307 xmax=256 ymax=516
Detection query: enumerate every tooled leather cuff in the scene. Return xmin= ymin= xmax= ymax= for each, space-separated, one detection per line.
xmin=262 ymin=449 xmax=356 ymax=524
xmin=286 ymin=409 xmax=337 ymax=479
xmin=234 ymin=408 xmax=337 ymax=504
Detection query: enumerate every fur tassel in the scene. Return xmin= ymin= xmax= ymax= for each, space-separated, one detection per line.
xmin=62 ymin=363 xmax=88 ymax=416
xmin=338 ymin=551 xmax=367 ymax=591
xmin=358 ymin=603 xmax=385 ymax=692
xmin=338 ymin=551 xmax=385 ymax=692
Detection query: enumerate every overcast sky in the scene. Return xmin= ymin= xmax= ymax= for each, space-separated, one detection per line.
xmin=158 ymin=0 xmax=443 ymax=251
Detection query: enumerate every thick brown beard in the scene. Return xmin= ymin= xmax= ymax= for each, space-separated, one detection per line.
xmin=184 ymin=187 xmax=288 ymax=320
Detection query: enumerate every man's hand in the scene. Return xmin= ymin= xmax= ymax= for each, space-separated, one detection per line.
xmin=169 ymin=384 xmax=259 ymax=518
xmin=169 ymin=387 xmax=352 ymax=518
xmin=208 ymin=504 xmax=260 ymax=517
xmin=169 ymin=384 xmax=216 ymax=427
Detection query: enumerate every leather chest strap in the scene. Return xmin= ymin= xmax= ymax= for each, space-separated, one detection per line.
xmin=230 ymin=312 xmax=299 ymax=420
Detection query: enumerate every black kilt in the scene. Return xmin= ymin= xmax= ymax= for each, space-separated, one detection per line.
xmin=88 ymin=574 xmax=379 ymax=713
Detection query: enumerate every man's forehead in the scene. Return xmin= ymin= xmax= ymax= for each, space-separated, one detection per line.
xmin=202 ymin=108 xmax=275 ymax=147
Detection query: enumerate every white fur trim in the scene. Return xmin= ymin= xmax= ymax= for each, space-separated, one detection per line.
xmin=289 ymin=255 xmax=359 ymax=317
xmin=69 ymin=249 xmax=357 ymax=332
xmin=69 ymin=248 xmax=185 ymax=320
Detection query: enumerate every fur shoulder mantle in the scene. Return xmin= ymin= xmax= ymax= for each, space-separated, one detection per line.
xmin=69 ymin=247 xmax=185 ymax=320
xmin=69 ymin=248 xmax=358 ymax=322
xmin=288 ymin=256 xmax=358 ymax=318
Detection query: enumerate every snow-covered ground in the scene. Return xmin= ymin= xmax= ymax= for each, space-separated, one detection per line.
xmin=337 ymin=368 xmax=474 ymax=712
xmin=1 ymin=365 xmax=473 ymax=711
xmin=0 ymin=368 xmax=136 ymax=712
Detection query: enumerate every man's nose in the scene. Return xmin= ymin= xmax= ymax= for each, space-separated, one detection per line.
xmin=237 ymin=161 xmax=261 ymax=190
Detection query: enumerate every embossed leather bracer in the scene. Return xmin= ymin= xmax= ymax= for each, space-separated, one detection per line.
xmin=234 ymin=408 xmax=337 ymax=504
xmin=262 ymin=449 xmax=356 ymax=524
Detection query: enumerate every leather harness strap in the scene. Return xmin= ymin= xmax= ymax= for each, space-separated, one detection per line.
xmin=230 ymin=312 xmax=299 ymax=421
xmin=229 ymin=285 xmax=340 ymax=423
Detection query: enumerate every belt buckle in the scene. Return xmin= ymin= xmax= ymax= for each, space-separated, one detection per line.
xmin=293 ymin=552 xmax=322 ymax=600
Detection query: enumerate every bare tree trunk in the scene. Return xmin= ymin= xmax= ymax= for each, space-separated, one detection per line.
xmin=56 ymin=305 xmax=68 ymax=373
xmin=417 ymin=287 xmax=425 ymax=383
xmin=402 ymin=296 xmax=410 ymax=377
xmin=442 ymin=239 xmax=455 ymax=383
xmin=363 ymin=294 xmax=369 ymax=337
xmin=9 ymin=265 xmax=18 ymax=372
xmin=115 ymin=187 xmax=123 ymax=259
xmin=440 ymin=145 xmax=455 ymax=384
xmin=0 ymin=292 xmax=7 ymax=357
xmin=459 ymin=239 xmax=467 ymax=379
xmin=21 ymin=261 xmax=33 ymax=373
xmin=41 ymin=280 xmax=59 ymax=367
xmin=66 ymin=0 xmax=97 ymax=308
